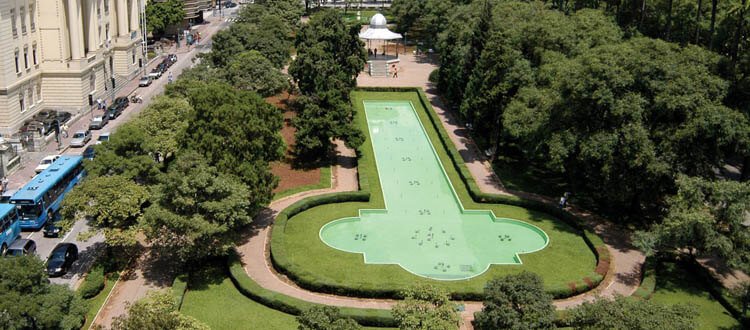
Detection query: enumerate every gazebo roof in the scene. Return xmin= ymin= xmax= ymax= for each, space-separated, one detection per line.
xmin=359 ymin=13 xmax=403 ymax=41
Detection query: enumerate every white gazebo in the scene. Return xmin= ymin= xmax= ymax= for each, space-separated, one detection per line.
xmin=359 ymin=13 xmax=402 ymax=58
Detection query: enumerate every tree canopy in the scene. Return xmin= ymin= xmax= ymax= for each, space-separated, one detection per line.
xmin=296 ymin=306 xmax=362 ymax=330
xmin=565 ymin=296 xmax=697 ymax=329
xmin=111 ymin=290 xmax=208 ymax=330
xmin=145 ymin=0 xmax=184 ymax=35
xmin=473 ymin=272 xmax=556 ymax=330
xmin=225 ymin=50 xmax=289 ymax=97
xmin=392 ymin=284 xmax=461 ymax=330
xmin=0 ymin=256 xmax=86 ymax=329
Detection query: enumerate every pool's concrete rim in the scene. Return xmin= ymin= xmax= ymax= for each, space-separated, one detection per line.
xmin=316 ymin=100 xmax=550 ymax=281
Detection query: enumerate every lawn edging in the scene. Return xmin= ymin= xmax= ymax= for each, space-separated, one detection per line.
xmin=273 ymin=165 xmax=333 ymax=202
xmin=226 ymin=250 xmax=397 ymax=327
xmin=269 ymin=87 xmax=607 ymax=300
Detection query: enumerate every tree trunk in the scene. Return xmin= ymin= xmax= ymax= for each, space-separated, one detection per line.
xmin=666 ymin=0 xmax=674 ymax=39
xmin=731 ymin=0 xmax=747 ymax=66
xmin=640 ymin=0 xmax=647 ymax=27
xmin=742 ymin=155 xmax=750 ymax=181
xmin=708 ymin=0 xmax=718 ymax=48
xmin=695 ymin=0 xmax=704 ymax=44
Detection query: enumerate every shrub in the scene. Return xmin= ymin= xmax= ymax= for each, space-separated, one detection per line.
xmin=79 ymin=264 xmax=106 ymax=299
xmin=428 ymin=68 xmax=440 ymax=83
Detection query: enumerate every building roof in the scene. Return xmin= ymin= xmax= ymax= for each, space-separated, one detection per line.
xmin=360 ymin=14 xmax=403 ymax=41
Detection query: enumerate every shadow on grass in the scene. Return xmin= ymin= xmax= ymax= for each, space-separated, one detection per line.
xmin=185 ymin=260 xmax=227 ymax=292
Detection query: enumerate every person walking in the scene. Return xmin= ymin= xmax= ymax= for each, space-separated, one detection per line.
xmin=392 ymin=64 xmax=398 ymax=78
xmin=2 ymin=176 xmax=8 ymax=193
xmin=61 ymin=123 xmax=69 ymax=138
xmin=168 ymin=71 xmax=173 ymax=84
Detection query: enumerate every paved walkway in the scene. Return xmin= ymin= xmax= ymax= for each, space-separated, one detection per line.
xmin=235 ymin=51 xmax=647 ymax=330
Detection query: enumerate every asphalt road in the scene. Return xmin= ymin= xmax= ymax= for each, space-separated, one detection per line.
xmin=13 ymin=5 xmax=240 ymax=290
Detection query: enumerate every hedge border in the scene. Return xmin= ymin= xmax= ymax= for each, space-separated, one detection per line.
xmin=172 ymin=273 xmax=189 ymax=311
xmin=632 ymin=256 xmax=656 ymax=299
xmin=270 ymin=87 xmax=608 ymax=299
xmin=226 ymin=251 xmax=397 ymax=327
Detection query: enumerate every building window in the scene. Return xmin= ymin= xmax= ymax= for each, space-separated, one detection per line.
xmin=23 ymin=47 xmax=28 ymax=69
xmin=36 ymin=83 xmax=42 ymax=102
xmin=10 ymin=9 xmax=17 ymax=37
xmin=105 ymin=24 xmax=110 ymax=41
xmin=29 ymin=5 xmax=35 ymax=31
xmin=19 ymin=93 xmax=25 ymax=112
xmin=28 ymin=87 xmax=34 ymax=106
xmin=20 ymin=7 xmax=26 ymax=34
xmin=32 ymin=44 xmax=37 ymax=65
xmin=132 ymin=49 xmax=136 ymax=64
xmin=14 ymin=50 xmax=20 ymax=73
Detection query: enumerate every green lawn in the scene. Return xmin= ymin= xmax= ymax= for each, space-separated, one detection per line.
xmin=272 ymin=91 xmax=598 ymax=297
xmin=181 ymin=266 xmax=299 ymax=329
xmin=81 ymin=272 xmax=119 ymax=330
xmin=650 ymin=262 xmax=740 ymax=329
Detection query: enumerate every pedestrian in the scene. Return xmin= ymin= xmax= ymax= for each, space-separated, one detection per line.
xmin=392 ymin=64 xmax=398 ymax=78
xmin=559 ymin=195 xmax=567 ymax=209
xmin=2 ymin=176 xmax=8 ymax=193
xmin=61 ymin=123 xmax=69 ymax=138
xmin=374 ymin=48 xmax=377 ymax=58
xmin=168 ymin=71 xmax=173 ymax=84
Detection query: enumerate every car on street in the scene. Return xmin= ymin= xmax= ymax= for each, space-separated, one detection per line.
xmin=43 ymin=216 xmax=62 ymax=237
xmin=107 ymin=99 xmax=127 ymax=119
xmin=46 ymin=243 xmax=78 ymax=277
xmin=148 ymin=71 xmax=161 ymax=80
xmin=96 ymin=132 xmax=110 ymax=145
xmin=69 ymin=130 xmax=91 ymax=147
xmin=35 ymin=155 xmax=61 ymax=173
xmin=89 ymin=115 xmax=109 ymax=130
xmin=82 ymin=145 xmax=96 ymax=160
xmin=55 ymin=110 xmax=72 ymax=124
xmin=138 ymin=76 xmax=152 ymax=87
xmin=6 ymin=239 xmax=36 ymax=257
xmin=224 ymin=1 xmax=237 ymax=8
xmin=113 ymin=96 xmax=129 ymax=110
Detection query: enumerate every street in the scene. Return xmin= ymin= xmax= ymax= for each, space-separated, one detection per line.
xmin=8 ymin=6 xmax=239 ymax=289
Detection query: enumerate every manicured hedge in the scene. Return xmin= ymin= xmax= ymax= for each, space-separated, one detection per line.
xmin=226 ymin=251 xmax=397 ymax=327
xmin=78 ymin=264 xmax=106 ymax=299
xmin=172 ymin=273 xmax=189 ymax=310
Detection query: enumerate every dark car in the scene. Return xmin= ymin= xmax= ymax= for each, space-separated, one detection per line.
xmin=6 ymin=239 xmax=36 ymax=257
xmin=46 ymin=243 xmax=78 ymax=277
xmin=82 ymin=145 xmax=96 ymax=160
xmin=168 ymin=54 xmax=177 ymax=64
xmin=55 ymin=111 xmax=72 ymax=124
xmin=43 ymin=213 xmax=61 ymax=237
xmin=113 ymin=96 xmax=129 ymax=110
xmin=107 ymin=103 xmax=124 ymax=120
xmin=33 ymin=110 xmax=54 ymax=122
xmin=157 ymin=62 xmax=168 ymax=73
xmin=224 ymin=1 xmax=237 ymax=8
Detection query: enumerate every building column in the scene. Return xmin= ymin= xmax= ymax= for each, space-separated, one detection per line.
xmin=117 ymin=0 xmax=128 ymax=37
xmin=129 ymin=0 xmax=138 ymax=33
xmin=67 ymin=0 xmax=85 ymax=59
xmin=87 ymin=0 xmax=98 ymax=52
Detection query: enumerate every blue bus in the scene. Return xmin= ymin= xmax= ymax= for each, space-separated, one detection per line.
xmin=0 ymin=204 xmax=20 ymax=255
xmin=11 ymin=155 xmax=85 ymax=230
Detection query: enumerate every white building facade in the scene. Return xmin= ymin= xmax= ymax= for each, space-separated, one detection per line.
xmin=0 ymin=0 xmax=144 ymax=136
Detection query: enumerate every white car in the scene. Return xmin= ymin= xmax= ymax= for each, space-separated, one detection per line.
xmin=96 ymin=132 xmax=110 ymax=145
xmin=35 ymin=155 xmax=60 ymax=173
xmin=69 ymin=130 xmax=91 ymax=148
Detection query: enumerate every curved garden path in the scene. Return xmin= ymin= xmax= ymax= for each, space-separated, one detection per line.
xmin=236 ymin=53 xmax=646 ymax=329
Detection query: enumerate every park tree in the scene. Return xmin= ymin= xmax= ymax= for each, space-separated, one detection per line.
xmin=292 ymin=91 xmax=363 ymax=161
xmin=566 ymin=296 xmax=697 ymax=329
xmin=131 ymin=95 xmax=193 ymax=160
xmin=473 ymin=272 xmax=555 ymax=330
xmin=111 ymin=290 xmax=208 ymax=330
xmin=634 ymin=176 xmax=750 ymax=271
xmin=0 ymin=256 xmax=86 ymax=329
xmin=290 ymin=9 xmax=366 ymax=96
xmin=84 ymin=122 xmax=164 ymax=184
xmin=141 ymin=151 xmax=254 ymax=263
xmin=255 ymin=0 xmax=304 ymax=28
xmin=225 ymin=50 xmax=289 ymax=97
xmin=167 ymin=79 xmax=284 ymax=195
xmin=297 ymin=306 xmax=362 ymax=330
xmin=60 ymin=174 xmax=148 ymax=232
xmin=730 ymin=281 xmax=750 ymax=315
xmin=392 ymin=284 xmax=460 ymax=330
xmin=145 ymin=0 xmax=184 ymax=35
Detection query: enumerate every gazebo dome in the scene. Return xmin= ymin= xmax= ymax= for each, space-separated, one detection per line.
xmin=370 ymin=13 xmax=388 ymax=29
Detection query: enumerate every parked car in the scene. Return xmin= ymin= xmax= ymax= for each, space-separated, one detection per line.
xmin=148 ymin=71 xmax=161 ymax=80
xmin=69 ymin=130 xmax=91 ymax=147
xmin=168 ymin=54 xmax=177 ymax=64
xmin=89 ymin=115 xmax=109 ymax=130
xmin=43 ymin=215 xmax=62 ymax=237
xmin=106 ymin=103 xmax=125 ymax=120
xmin=46 ymin=243 xmax=78 ymax=277
xmin=156 ymin=62 xmax=168 ymax=73
xmin=224 ymin=1 xmax=237 ymax=8
xmin=33 ymin=110 xmax=54 ymax=122
xmin=139 ymin=76 xmax=152 ymax=87
xmin=96 ymin=132 xmax=110 ymax=145
xmin=113 ymin=96 xmax=130 ymax=110
xmin=6 ymin=239 xmax=36 ymax=257
xmin=82 ymin=145 xmax=96 ymax=160
xmin=35 ymin=155 xmax=61 ymax=173
xmin=54 ymin=110 xmax=72 ymax=124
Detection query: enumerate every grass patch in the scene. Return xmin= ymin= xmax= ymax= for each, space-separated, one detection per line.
xmin=181 ymin=266 xmax=299 ymax=329
xmin=81 ymin=272 xmax=119 ymax=330
xmin=650 ymin=262 xmax=740 ymax=329
xmin=273 ymin=165 xmax=332 ymax=201
xmin=272 ymin=91 xmax=598 ymax=298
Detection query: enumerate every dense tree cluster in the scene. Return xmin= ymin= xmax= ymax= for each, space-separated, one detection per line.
xmin=0 ymin=256 xmax=86 ymax=329
xmin=394 ymin=0 xmax=750 ymax=223
xmin=296 ymin=306 xmax=362 ymax=330
xmin=111 ymin=290 xmax=208 ymax=330
xmin=288 ymin=10 xmax=367 ymax=161
xmin=473 ymin=272 xmax=555 ymax=330
xmin=566 ymin=296 xmax=697 ymax=329
xmin=145 ymin=0 xmax=185 ymax=35
xmin=392 ymin=284 xmax=461 ymax=330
